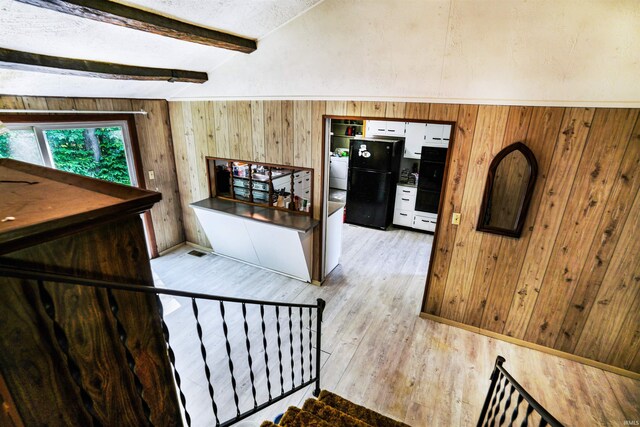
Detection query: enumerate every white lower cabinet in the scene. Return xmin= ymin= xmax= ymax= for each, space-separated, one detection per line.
xmin=413 ymin=212 xmax=437 ymax=232
xmin=393 ymin=184 xmax=437 ymax=232
xmin=393 ymin=209 xmax=413 ymax=227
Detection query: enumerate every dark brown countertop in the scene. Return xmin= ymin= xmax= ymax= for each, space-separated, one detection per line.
xmin=328 ymin=201 xmax=345 ymax=217
xmin=191 ymin=197 xmax=319 ymax=233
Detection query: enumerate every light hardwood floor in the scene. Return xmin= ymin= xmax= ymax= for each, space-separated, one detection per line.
xmin=151 ymin=224 xmax=640 ymax=427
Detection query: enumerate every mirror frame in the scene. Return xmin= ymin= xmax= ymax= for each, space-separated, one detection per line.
xmin=476 ymin=142 xmax=538 ymax=238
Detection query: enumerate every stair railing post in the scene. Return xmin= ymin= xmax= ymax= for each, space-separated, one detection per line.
xmin=313 ymin=298 xmax=325 ymax=397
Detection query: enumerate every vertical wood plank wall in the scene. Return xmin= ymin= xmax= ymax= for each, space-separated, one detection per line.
xmin=0 ymin=95 xmax=184 ymax=252
xmin=169 ymin=100 xmax=640 ymax=373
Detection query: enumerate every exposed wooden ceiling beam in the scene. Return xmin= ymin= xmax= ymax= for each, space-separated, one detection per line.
xmin=15 ymin=0 xmax=257 ymax=53
xmin=0 ymin=48 xmax=208 ymax=83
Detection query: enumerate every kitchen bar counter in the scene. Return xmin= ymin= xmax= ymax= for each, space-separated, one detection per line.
xmin=191 ymin=197 xmax=317 ymax=282
xmin=191 ymin=197 xmax=318 ymax=232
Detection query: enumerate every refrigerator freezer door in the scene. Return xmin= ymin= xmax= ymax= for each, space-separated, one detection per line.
xmin=349 ymin=139 xmax=395 ymax=172
xmin=345 ymin=169 xmax=393 ymax=228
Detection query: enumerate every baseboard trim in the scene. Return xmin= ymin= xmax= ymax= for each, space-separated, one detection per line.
xmin=419 ymin=312 xmax=640 ymax=381
xmin=158 ymin=241 xmax=188 ymax=256
xmin=185 ymin=241 xmax=212 ymax=253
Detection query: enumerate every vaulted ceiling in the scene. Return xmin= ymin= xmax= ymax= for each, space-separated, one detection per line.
xmin=0 ymin=0 xmax=638 ymax=106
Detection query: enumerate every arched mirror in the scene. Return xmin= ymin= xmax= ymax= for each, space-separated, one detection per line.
xmin=477 ymin=142 xmax=538 ymax=238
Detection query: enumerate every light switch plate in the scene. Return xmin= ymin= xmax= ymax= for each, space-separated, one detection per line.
xmin=452 ymin=212 xmax=461 ymax=225
xmin=148 ymin=170 xmax=155 ymax=180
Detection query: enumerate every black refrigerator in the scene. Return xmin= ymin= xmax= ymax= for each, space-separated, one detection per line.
xmin=346 ymin=138 xmax=403 ymax=229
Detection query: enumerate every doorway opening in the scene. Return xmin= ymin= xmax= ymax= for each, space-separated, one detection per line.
xmin=321 ymin=115 xmax=455 ymax=287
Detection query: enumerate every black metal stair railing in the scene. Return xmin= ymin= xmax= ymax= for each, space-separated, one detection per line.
xmin=476 ymin=356 xmax=564 ymax=427
xmin=0 ymin=265 xmax=326 ymax=427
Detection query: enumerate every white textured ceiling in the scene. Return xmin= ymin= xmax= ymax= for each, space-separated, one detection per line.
xmin=0 ymin=0 xmax=322 ymax=99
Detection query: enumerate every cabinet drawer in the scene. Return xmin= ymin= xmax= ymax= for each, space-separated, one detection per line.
xmin=396 ymin=194 xmax=416 ymax=211
xmin=396 ymin=185 xmax=417 ymax=197
xmin=294 ymin=170 xmax=311 ymax=180
xmin=413 ymin=214 xmax=437 ymax=232
xmin=385 ymin=121 xmax=406 ymax=136
xmin=393 ymin=210 xmax=413 ymax=227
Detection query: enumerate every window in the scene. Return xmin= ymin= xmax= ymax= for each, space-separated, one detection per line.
xmin=0 ymin=120 xmax=137 ymax=186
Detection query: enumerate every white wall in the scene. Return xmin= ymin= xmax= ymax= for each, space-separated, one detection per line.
xmin=173 ymin=0 xmax=640 ymax=107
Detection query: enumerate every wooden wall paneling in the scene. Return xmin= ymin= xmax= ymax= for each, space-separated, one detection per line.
xmin=189 ymin=101 xmax=212 ymax=205
xmin=74 ymin=98 xmax=99 ymax=110
xmin=281 ymin=101 xmax=294 ymax=165
xmin=0 ymin=370 xmax=24 ymax=427
xmin=202 ymin=101 xmax=217 ymax=157
xmin=466 ymin=106 xmax=532 ymax=327
xmin=212 ymin=101 xmax=230 ymax=158
xmin=360 ymin=101 xmax=385 ymax=118
xmin=325 ymin=101 xmax=347 ymax=116
xmin=293 ymin=100 xmax=312 ymax=168
xmin=439 ymin=105 xmax=509 ymax=321
xmin=404 ymin=103 xmax=430 ymax=120
xmin=384 ymin=102 xmax=406 ymax=119
xmin=20 ymin=96 xmax=48 ymax=110
xmin=524 ymin=108 xmax=638 ymax=347
xmin=463 ymin=106 xmax=533 ymax=327
xmin=346 ymin=100 xmax=362 ymax=117
xmin=251 ymin=101 xmax=266 ymax=163
xmin=132 ymin=99 xmax=185 ymax=252
xmin=264 ymin=101 xmax=283 ymax=164
xmin=574 ymin=189 xmax=640 ymax=363
xmin=45 ymin=97 xmax=76 ymax=110
xmin=503 ymin=107 xmax=595 ymax=339
xmin=557 ymin=117 xmax=640 ymax=353
xmin=607 ymin=277 xmax=640 ymax=371
xmin=0 ymin=96 xmax=25 ymax=109
xmin=428 ymin=104 xmax=460 ymax=122
xmin=169 ymin=102 xmax=207 ymax=246
xmin=311 ymin=101 xmax=325 ymax=220
xmin=423 ymin=104 xmax=478 ymax=315
xmin=229 ymin=101 xmax=253 ymax=160
xmin=479 ymin=107 xmax=565 ymax=333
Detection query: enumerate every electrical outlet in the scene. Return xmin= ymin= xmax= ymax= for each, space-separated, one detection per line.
xmin=452 ymin=212 xmax=461 ymax=225
xmin=148 ymin=170 xmax=155 ymax=180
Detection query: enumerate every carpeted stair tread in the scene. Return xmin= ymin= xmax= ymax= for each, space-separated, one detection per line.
xmin=302 ymin=398 xmax=372 ymax=427
xmin=318 ymin=390 xmax=409 ymax=427
xmin=279 ymin=406 xmax=333 ymax=427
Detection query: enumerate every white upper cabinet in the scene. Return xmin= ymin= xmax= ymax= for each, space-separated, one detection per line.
xmin=365 ymin=120 xmax=406 ymax=138
xmin=425 ymin=123 xmax=453 ymax=147
xmin=404 ymin=122 xmax=427 ymax=159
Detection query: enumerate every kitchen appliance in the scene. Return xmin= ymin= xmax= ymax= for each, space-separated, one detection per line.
xmin=415 ymin=146 xmax=447 ymax=215
xmin=346 ymin=138 xmax=403 ymax=229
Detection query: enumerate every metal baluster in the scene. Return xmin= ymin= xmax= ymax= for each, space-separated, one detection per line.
xmin=155 ymin=295 xmax=191 ymax=426
xmin=520 ymin=404 xmax=535 ymax=427
xmin=275 ymin=306 xmax=285 ymax=394
xmin=498 ymin=382 xmax=515 ymax=427
xmin=511 ymin=394 xmax=524 ymax=426
xmin=491 ymin=373 xmax=508 ymax=427
xmin=485 ymin=371 xmax=504 ymax=426
xmin=191 ymin=298 xmax=220 ymax=426
xmin=539 ymin=419 xmax=548 ymax=427
xmin=299 ymin=307 xmax=305 ymax=383
xmin=106 ymin=289 xmax=153 ymax=426
xmin=308 ymin=306 xmax=313 ymax=380
xmin=37 ymin=281 xmax=104 ymax=427
xmin=242 ymin=303 xmax=258 ymax=408
xmin=260 ymin=305 xmax=273 ymax=400
xmin=313 ymin=299 xmax=325 ymax=397
xmin=288 ymin=307 xmax=295 ymax=388
xmin=220 ymin=301 xmax=240 ymax=417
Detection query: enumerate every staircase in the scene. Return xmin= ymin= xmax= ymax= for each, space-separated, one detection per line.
xmin=261 ymin=390 xmax=409 ymax=427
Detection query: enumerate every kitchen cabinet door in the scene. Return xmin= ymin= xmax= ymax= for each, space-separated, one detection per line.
xmin=425 ymin=123 xmax=443 ymax=144
xmin=404 ymin=122 xmax=427 ymax=158
xmin=385 ymin=121 xmax=406 ymax=137
xmin=365 ymin=120 xmax=388 ymax=137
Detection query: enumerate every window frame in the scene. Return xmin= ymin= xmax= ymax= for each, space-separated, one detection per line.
xmin=0 ymin=113 xmax=157 ymax=257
